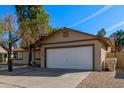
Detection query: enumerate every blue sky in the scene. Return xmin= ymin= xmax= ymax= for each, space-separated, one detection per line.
xmin=0 ymin=5 xmax=124 ymax=36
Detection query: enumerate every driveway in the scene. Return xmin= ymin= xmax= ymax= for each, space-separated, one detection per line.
xmin=0 ymin=67 xmax=90 ymax=88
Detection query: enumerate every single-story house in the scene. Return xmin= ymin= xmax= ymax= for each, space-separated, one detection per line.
xmin=12 ymin=48 xmax=41 ymax=65
xmin=0 ymin=46 xmax=7 ymax=63
xmin=13 ymin=28 xmax=112 ymax=71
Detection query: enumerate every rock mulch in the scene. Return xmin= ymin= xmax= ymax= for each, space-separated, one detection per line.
xmin=77 ymin=70 xmax=124 ymax=88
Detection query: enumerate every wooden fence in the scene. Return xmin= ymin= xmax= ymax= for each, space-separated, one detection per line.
xmin=107 ymin=52 xmax=124 ymax=69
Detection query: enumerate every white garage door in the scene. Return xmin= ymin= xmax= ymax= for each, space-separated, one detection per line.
xmin=46 ymin=46 xmax=93 ymax=70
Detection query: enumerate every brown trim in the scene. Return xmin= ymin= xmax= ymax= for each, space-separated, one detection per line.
xmin=44 ymin=44 xmax=95 ymax=70
xmin=13 ymin=48 xmax=40 ymax=52
xmin=41 ymin=38 xmax=109 ymax=48
xmin=64 ymin=28 xmax=97 ymax=38
xmin=41 ymin=38 xmax=98 ymax=45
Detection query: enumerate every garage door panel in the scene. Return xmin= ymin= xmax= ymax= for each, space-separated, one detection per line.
xmin=46 ymin=46 xmax=93 ymax=70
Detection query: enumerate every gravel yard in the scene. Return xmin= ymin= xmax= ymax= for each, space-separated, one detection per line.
xmin=77 ymin=70 xmax=124 ymax=88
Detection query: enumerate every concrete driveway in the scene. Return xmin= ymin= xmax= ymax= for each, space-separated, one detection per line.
xmin=0 ymin=67 xmax=90 ymax=88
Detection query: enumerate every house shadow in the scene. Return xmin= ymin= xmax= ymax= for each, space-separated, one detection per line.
xmin=115 ymin=69 xmax=124 ymax=79
xmin=0 ymin=67 xmax=90 ymax=77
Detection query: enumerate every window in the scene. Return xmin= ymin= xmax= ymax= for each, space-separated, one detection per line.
xmin=18 ymin=52 xmax=23 ymax=59
xmin=13 ymin=52 xmax=18 ymax=59
xmin=13 ymin=52 xmax=23 ymax=60
xmin=63 ymin=31 xmax=69 ymax=38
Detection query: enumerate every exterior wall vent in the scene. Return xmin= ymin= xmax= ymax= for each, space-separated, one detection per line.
xmin=63 ymin=31 xmax=69 ymax=38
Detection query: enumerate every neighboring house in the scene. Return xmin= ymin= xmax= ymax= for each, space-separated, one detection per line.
xmin=12 ymin=48 xmax=41 ymax=65
xmin=0 ymin=46 xmax=7 ymax=63
xmin=13 ymin=28 xmax=111 ymax=71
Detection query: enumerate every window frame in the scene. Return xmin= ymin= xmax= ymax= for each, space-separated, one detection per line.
xmin=13 ymin=51 xmax=23 ymax=60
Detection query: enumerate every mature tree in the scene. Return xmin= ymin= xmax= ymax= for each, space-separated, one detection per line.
xmin=15 ymin=5 xmax=58 ymax=65
xmin=0 ymin=15 xmax=19 ymax=71
xmin=15 ymin=5 xmax=56 ymax=48
xmin=97 ymin=28 xmax=106 ymax=38
xmin=111 ymin=29 xmax=124 ymax=52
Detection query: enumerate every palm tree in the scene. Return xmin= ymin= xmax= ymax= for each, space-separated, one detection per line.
xmin=97 ymin=28 xmax=106 ymax=38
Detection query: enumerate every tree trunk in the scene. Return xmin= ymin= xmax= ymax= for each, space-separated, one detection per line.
xmin=28 ymin=45 xmax=32 ymax=65
xmin=8 ymin=51 xmax=12 ymax=71
xmin=8 ymin=32 xmax=12 ymax=71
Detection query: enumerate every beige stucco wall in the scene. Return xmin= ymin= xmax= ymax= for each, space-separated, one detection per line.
xmin=100 ymin=43 xmax=108 ymax=70
xmin=41 ymin=29 xmax=95 ymax=44
xmin=23 ymin=51 xmax=29 ymax=64
xmin=13 ymin=50 xmax=41 ymax=65
xmin=13 ymin=51 xmax=29 ymax=64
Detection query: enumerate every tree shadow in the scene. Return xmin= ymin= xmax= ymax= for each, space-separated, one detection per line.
xmin=0 ymin=67 xmax=90 ymax=77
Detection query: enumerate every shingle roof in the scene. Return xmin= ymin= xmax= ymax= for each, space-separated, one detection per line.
xmin=12 ymin=48 xmax=27 ymax=52
xmin=0 ymin=47 xmax=7 ymax=53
